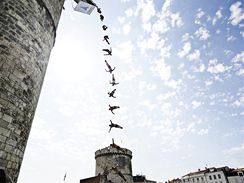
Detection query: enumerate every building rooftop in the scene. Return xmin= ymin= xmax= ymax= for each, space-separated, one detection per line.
xmin=80 ymin=175 xmax=105 ymax=183
xmin=133 ymin=175 xmax=157 ymax=183
xmin=182 ymin=166 xmax=244 ymax=178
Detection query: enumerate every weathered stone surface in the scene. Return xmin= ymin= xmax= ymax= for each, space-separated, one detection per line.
xmin=0 ymin=0 xmax=65 ymax=182
xmin=95 ymin=146 xmax=133 ymax=183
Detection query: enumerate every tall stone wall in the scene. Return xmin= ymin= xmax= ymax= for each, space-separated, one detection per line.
xmin=95 ymin=146 xmax=133 ymax=183
xmin=0 ymin=0 xmax=64 ymax=182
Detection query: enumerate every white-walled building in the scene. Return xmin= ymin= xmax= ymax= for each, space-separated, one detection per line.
xmin=227 ymin=168 xmax=244 ymax=183
xmin=181 ymin=167 xmax=244 ymax=183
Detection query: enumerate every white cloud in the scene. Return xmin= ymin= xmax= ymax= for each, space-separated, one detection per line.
xmin=193 ymin=63 xmax=205 ymax=72
xmin=232 ymin=51 xmax=244 ymax=63
xmin=152 ymin=15 xmax=170 ymax=34
xmin=195 ymin=8 xmax=205 ymax=25
xmin=187 ymin=50 xmax=201 ymax=61
xmin=224 ymin=143 xmax=244 ymax=155
xmin=135 ymin=0 xmax=156 ymax=23
xmin=198 ymin=64 xmax=205 ymax=72
xmin=216 ymin=29 xmax=221 ymax=34
xmin=30 ymin=117 xmax=56 ymax=140
xmin=207 ymin=59 xmax=227 ymax=74
xmin=160 ymin=44 xmax=172 ymax=58
xmin=196 ymin=8 xmax=205 ymax=19
xmin=123 ymin=23 xmax=131 ymax=35
xmin=232 ymin=96 xmax=244 ymax=107
xmin=121 ymin=0 xmax=131 ymax=2
xmin=191 ymin=100 xmax=202 ymax=109
xmin=182 ymin=33 xmax=192 ymax=42
xmin=241 ymin=31 xmax=244 ymax=38
xmin=157 ymin=91 xmax=176 ymax=100
xmin=197 ymin=128 xmax=209 ymax=135
xmin=139 ymin=81 xmax=157 ymax=91
xmin=195 ymin=27 xmax=210 ymax=40
xmin=114 ymin=41 xmax=134 ymax=62
xmin=151 ymin=119 xmax=186 ymax=152
xmin=171 ymin=12 xmax=184 ymax=27
xmin=178 ymin=42 xmax=191 ymax=58
xmin=152 ymin=0 xmax=183 ymax=34
xmin=227 ymin=35 xmax=236 ymax=42
xmin=140 ymin=99 xmax=156 ymax=111
xmin=162 ymin=0 xmax=172 ymax=11
xmin=207 ymin=15 xmax=212 ymax=22
xmin=151 ymin=59 xmax=171 ymax=81
xmin=165 ymin=79 xmax=182 ymax=89
xmin=205 ymin=80 xmax=213 ymax=86
xmin=118 ymin=16 xmax=125 ymax=24
xmin=120 ymin=66 xmax=143 ymax=81
xmin=160 ymin=102 xmax=172 ymax=111
xmin=137 ymin=33 xmax=171 ymax=56
xmin=212 ymin=9 xmax=223 ymax=25
xmin=236 ymin=68 xmax=244 ymax=76
xmin=229 ymin=1 xmax=244 ymax=26
xmin=125 ymin=8 xmax=133 ymax=17
xmin=224 ymin=49 xmax=233 ymax=56
xmin=138 ymin=32 xmax=161 ymax=52
xmin=142 ymin=22 xmax=152 ymax=32
xmin=207 ymin=64 xmax=226 ymax=74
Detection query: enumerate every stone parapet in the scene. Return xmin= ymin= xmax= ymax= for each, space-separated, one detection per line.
xmin=95 ymin=146 xmax=133 ymax=159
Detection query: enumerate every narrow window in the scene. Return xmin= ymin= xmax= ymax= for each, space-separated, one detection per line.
xmin=213 ymin=175 xmax=217 ymax=180
xmin=218 ymin=174 xmax=221 ymax=179
xmin=209 ymin=176 xmax=212 ymax=180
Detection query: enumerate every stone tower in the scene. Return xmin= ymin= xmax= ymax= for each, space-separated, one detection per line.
xmin=0 ymin=0 xmax=64 ymax=182
xmin=95 ymin=146 xmax=133 ymax=183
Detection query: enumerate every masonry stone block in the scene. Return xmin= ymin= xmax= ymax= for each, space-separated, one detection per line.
xmin=0 ymin=0 xmax=65 ymax=182
xmin=95 ymin=146 xmax=133 ymax=183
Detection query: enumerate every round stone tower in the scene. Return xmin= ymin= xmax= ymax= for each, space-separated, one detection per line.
xmin=0 ymin=0 xmax=64 ymax=182
xmin=95 ymin=145 xmax=133 ymax=183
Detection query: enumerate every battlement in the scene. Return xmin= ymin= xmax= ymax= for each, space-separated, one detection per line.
xmin=95 ymin=146 xmax=132 ymax=159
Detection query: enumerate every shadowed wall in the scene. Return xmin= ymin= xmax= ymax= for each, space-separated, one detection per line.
xmin=0 ymin=0 xmax=64 ymax=182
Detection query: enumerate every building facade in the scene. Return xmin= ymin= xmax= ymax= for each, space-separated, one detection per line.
xmin=227 ymin=168 xmax=244 ymax=183
xmin=0 ymin=0 xmax=64 ymax=182
xmin=133 ymin=175 xmax=157 ymax=183
xmin=181 ymin=167 xmax=244 ymax=183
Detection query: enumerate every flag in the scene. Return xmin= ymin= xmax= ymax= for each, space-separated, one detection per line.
xmin=64 ymin=172 xmax=66 ymax=181
xmin=74 ymin=1 xmax=95 ymax=15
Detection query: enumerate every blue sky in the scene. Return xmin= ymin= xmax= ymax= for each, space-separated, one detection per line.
xmin=18 ymin=0 xmax=243 ymax=183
